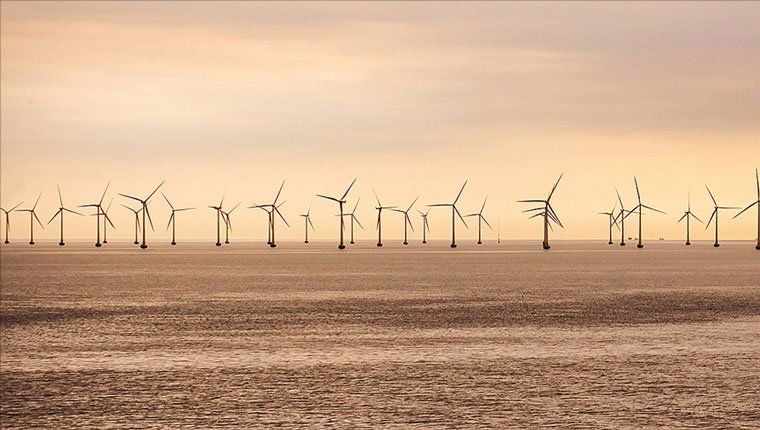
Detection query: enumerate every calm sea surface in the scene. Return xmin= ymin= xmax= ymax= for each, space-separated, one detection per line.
xmin=1 ymin=241 xmax=759 ymax=428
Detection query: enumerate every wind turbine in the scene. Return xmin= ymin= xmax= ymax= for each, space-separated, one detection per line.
xmin=47 ymin=185 xmax=84 ymax=246
xmin=428 ymin=181 xmax=468 ymax=248
xmin=18 ymin=192 xmax=44 ymax=245
xmin=598 ymin=200 xmax=619 ymax=245
xmin=122 ymin=204 xmax=142 ymax=245
xmin=464 ymin=197 xmax=492 ymax=245
xmin=1 ymin=201 xmax=23 ymax=244
xmin=119 ymin=180 xmax=165 ymax=249
xmin=339 ymin=197 xmax=363 ymax=245
xmin=733 ymin=168 xmax=760 ymax=250
xmin=299 ymin=203 xmax=315 ymax=244
xmin=391 ymin=196 xmax=418 ymax=245
xmin=162 ymin=192 xmax=195 ymax=246
xmin=417 ymin=209 xmax=431 ymax=244
xmin=628 ymin=177 xmax=665 ymax=248
xmin=101 ymin=198 xmax=114 ymax=245
xmin=209 ymin=190 xmax=226 ymax=246
xmin=373 ymin=190 xmax=396 ymax=247
xmin=252 ymin=181 xmax=289 ymax=248
xmin=613 ymin=189 xmax=636 ymax=246
xmin=705 ymin=185 xmax=739 ymax=248
xmin=497 ymin=219 xmax=501 ymax=244
xmin=518 ymin=175 xmax=563 ymax=250
xmin=316 ymin=178 xmax=357 ymax=250
xmin=677 ymin=193 xmax=702 ymax=246
xmin=248 ymin=204 xmax=273 ymax=245
xmin=79 ymin=182 xmax=111 ymax=247
xmin=220 ymin=202 xmax=241 ymax=245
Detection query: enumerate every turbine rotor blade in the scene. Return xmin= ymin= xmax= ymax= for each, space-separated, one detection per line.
xmin=48 ymin=209 xmax=62 ymax=224
xmin=733 ymin=201 xmax=758 ymax=219
xmin=453 ymin=181 xmax=467 ymax=204
xmin=161 ymin=192 xmax=174 ymax=210
xmin=547 ymin=174 xmax=563 ymax=201
xmin=341 ymin=178 xmax=357 ymax=201
xmin=705 ymin=185 xmax=717 ymax=206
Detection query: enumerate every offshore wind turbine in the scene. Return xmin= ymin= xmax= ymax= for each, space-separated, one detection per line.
xmin=299 ymin=203 xmax=315 ymax=244
xmin=373 ymin=190 xmax=397 ymax=247
xmin=518 ymin=175 xmax=563 ymax=250
xmin=464 ymin=197 xmax=492 ymax=245
xmin=613 ymin=189 xmax=636 ymax=246
xmin=628 ymin=177 xmax=665 ymax=248
xmin=221 ymin=202 xmax=241 ymax=245
xmin=316 ymin=178 xmax=357 ymax=250
xmin=47 ymin=185 xmax=84 ymax=246
xmin=339 ymin=197 xmax=363 ymax=245
xmin=428 ymin=181 xmax=468 ymax=248
xmin=390 ymin=197 xmax=418 ymax=245
xmin=18 ymin=192 xmax=44 ymax=245
xmin=122 ymin=204 xmax=142 ymax=245
xmin=705 ymin=185 xmax=739 ymax=248
xmin=598 ymin=200 xmax=619 ymax=245
xmin=209 ymin=190 xmax=226 ymax=246
xmin=417 ymin=209 xmax=431 ymax=244
xmin=252 ymin=181 xmax=289 ymax=248
xmin=79 ymin=182 xmax=111 ymax=247
xmin=1 ymin=201 xmax=23 ymax=244
xmin=677 ymin=193 xmax=702 ymax=246
xmin=119 ymin=180 xmax=165 ymax=249
xmin=733 ymin=168 xmax=760 ymax=250
xmin=248 ymin=204 xmax=273 ymax=245
xmin=162 ymin=192 xmax=195 ymax=246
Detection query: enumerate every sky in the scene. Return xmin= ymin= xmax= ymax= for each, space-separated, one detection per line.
xmin=1 ymin=1 xmax=758 ymax=243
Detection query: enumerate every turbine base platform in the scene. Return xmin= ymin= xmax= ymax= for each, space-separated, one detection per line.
xmin=377 ymin=243 xmax=383 ymax=247
xmin=171 ymin=242 xmax=176 ymax=246
xmin=608 ymin=241 xmax=613 ymax=245
xmin=350 ymin=241 xmax=355 ymax=244
xmin=95 ymin=243 xmax=102 ymax=247
xmin=637 ymin=244 xmax=644 ymax=249
xmin=543 ymin=245 xmax=550 ymax=250
xmin=59 ymin=242 xmax=65 ymax=246
xmin=29 ymin=241 xmax=35 ymax=245
xmin=270 ymin=243 xmax=277 ymax=248
xmin=103 ymin=240 xmax=108 ymax=244
xmin=620 ymin=243 xmax=626 ymax=246
xmin=140 ymin=244 xmax=147 ymax=249
xmin=304 ymin=240 xmax=309 ymax=244
xmin=714 ymin=243 xmax=720 ymax=248
xmin=215 ymin=243 xmax=221 ymax=247
xmin=450 ymin=244 xmax=457 ymax=248
xmin=422 ymin=241 xmax=427 ymax=244
xmin=4 ymin=240 xmax=8 ymax=244
xmin=755 ymin=245 xmax=760 ymax=250
xmin=134 ymin=241 xmax=139 ymax=245
xmin=477 ymin=241 xmax=482 ymax=245
xmin=225 ymin=241 xmax=229 ymax=244
xmin=403 ymin=241 xmax=408 ymax=245
xmin=338 ymin=244 xmax=345 ymax=250
xmin=686 ymin=242 xmax=691 ymax=246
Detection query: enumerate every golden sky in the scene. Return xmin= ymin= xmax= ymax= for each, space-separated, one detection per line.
xmin=1 ymin=1 xmax=758 ymax=242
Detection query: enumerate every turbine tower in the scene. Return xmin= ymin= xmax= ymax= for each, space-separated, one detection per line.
xmin=299 ymin=203 xmax=315 ymax=244
xmin=373 ymin=190 xmax=396 ymax=247
xmin=705 ymin=185 xmax=739 ymax=248
xmin=629 ymin=177 xmax=665 ymax=248
xmin=390 ymin=197 xmax=418 ymax=245
xmin=162 ymin=192 xmax=195 ymax=246
xmin=677 ymin=193 xmax=702 ymax=246
xmin=316 ymin=178 xmax=357 ymax=250
xmin=428 ymin=181 xmax=468 ymax=248
xmin=47 ymin=185 xmax=83 ymax=246
xmin=598 ymin=200 xmax=619 ymax=245
xmin=18 ymin=192 xmax=44 ymax=245
xmin=1 ymin=201 xmax=23 ymax=244
xmin=119 ymin=180 xmax=165 ymax=249
xmin=79 ymin=182 xmax=111 ymax=247
xmin=209 ymin=190 xmax=226 ymax=246
xmin=518 ymin=175 xmax=563 ymax=250
xmin=220 ymin=202 xmax=241 ymax=245
xmin=417 ymin=209 xmax=431 ymax=244
xmin=122 ymin=204 xmax=142 ymax=245
xmin=464 ymin=197 xmax=492 ymax=245
xmin=101 ymin=199 xmax=114 ymax=245
xmin=339 ymin=198 xmax=363 ymax=245
xmin=733 ymin=168 xmax=760 ymax=250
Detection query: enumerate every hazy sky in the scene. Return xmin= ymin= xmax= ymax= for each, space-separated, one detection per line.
xmin=1 ymin=1 xmax=758 ymax=242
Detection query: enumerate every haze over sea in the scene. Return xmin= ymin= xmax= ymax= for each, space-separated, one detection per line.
xmin=1 ymin=241 xmax=758 ymax=428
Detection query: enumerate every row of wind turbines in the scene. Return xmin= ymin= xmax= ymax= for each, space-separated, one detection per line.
xmin=2 ymin=170 xmax=759 ymax=250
